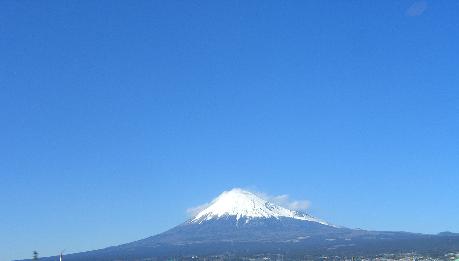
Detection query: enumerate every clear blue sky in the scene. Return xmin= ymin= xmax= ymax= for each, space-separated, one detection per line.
xmin=1 ymin=1 xmax=458 ymax=260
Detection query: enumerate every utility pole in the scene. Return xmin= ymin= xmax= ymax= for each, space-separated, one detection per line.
xmin=33 ymin=251 xmax=38 ymax=260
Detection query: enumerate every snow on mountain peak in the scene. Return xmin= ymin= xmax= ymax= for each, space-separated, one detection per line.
xmin=191 ymin=188 xmax=332 ymax=226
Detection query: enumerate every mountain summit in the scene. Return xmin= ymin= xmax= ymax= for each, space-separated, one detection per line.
xmin=191 ymin=188 xmax=331 ymax=225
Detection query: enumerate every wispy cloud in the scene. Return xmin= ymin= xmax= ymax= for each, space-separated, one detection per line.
xmin=406 ymin=0 xmax=428 ymax=17
xmin=186 ymin=202 xmax=211 ymax=217
xmin=256 ymin=193 xmax=311 ymax=211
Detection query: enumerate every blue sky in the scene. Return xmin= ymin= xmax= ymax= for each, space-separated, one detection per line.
xmin=1 ymin=1 xmax=458 ymax=260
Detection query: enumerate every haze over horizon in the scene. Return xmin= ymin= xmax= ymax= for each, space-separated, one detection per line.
xmin=1 ymin=1 xmax=458 ymax=261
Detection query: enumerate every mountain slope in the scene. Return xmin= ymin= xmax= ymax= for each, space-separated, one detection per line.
xmin=123 ymin=188 xmax=343 ymax=246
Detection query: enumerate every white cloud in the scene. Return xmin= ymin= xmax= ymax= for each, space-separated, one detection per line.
xmin=406 ymin=0 xmax=428 ymax=17
xmin=256 ymin=192 xmax=311 ymax=211
xmin=186 ymin=203 xmax=210 ymax=217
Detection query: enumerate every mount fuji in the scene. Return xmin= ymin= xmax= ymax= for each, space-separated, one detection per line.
xmin=19 ymin=188 xmax=459 ymax=260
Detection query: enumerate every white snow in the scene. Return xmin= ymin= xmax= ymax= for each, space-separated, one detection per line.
xmin=191 ymin=188 xmax=333 ymax=226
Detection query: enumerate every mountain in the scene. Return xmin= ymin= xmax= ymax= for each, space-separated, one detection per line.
xmin=18 ymin=188 xmax=459 ymax=261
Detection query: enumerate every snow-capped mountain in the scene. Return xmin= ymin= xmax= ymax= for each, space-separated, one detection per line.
xmin=191 ymin=188 xmax=331 ymax=226
xmin=20 ymin=188 xmax=459 ymax=261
